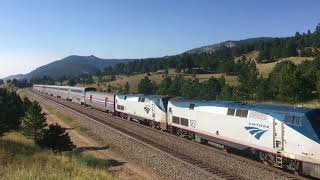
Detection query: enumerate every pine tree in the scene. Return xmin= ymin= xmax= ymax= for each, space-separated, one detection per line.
xmin=67 ymin=79 xmax=76 ymax=86
xmin=107 ymin=84 xmax=112 ymax=92
xmin=118 ymin=85 xmax=123 ymax=93
xmin=124 ymin=82 xmax=130 ymax=93
xmin=256 ymin=77 xmax=272 ymax=100
xmin=37 ymin=123 xmax=75 ymax=152
xmin=157 ymin=77 xmax=172 ymax=95
xmin=202 ymin=77 xmax=223 ymax=99
xmin=167 ymin=76 xmax=185 ymax=96
xmin=138 ymin=77 xmax=155 ymax=94
xmin=269 ymin=61 xmax=299 ymax=101
xmin=316 ymin=23 xmax=320 ymax=33
xmin=110 ymin=75 xmax=116 ymax=81
xmin=0 ymin=89 xmax=25 ymax=137
xmin=237 ymin=57 xmax=259 ymax=99
xmin=20 ymin=101 xmax=47 ymax=142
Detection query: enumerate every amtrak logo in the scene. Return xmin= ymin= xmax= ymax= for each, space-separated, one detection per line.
xmin=144 ymin=106 xmax=151 ymax=114
xmin=245 ymin=126 xmax=268 ymax=140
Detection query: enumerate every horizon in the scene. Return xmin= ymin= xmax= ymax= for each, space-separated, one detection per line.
xmin=0 ymin=0 xmax=319 ymax=78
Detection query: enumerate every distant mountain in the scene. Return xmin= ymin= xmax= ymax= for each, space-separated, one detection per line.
xmin=23 ymin=55 xmax=132 ymax=79
xmin=2 ymin=74 xmax=25 ymax=81
xmin=185 ymin=37 xmax=274 ymax=54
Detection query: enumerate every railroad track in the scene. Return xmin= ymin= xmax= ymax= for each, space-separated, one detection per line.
xmin=31 ymin=90 xmax=306 ymax=180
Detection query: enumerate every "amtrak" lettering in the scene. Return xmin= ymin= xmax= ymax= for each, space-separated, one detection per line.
xmin=248 ymin=122 xmax=269 ymax=129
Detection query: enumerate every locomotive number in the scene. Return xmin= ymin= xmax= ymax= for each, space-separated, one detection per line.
xmin=190 ymin=120 xmax=197 ymax=129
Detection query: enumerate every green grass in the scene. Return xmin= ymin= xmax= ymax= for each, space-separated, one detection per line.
xmin=74 ymin=154 xmax=111 ymax=170
xmin=0 ymin=132 xmax=116 ymax=180
xmin=46 ymin=106 xmax=77 ymax=128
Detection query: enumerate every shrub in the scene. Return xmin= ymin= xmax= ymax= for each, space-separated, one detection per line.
xmin=20 ymin=101 xmax=47 ymax=142
xmin=37 ymin=123 xmax=75 ymax=152
xmin=0 ymin=89 xmax=25 ymax=137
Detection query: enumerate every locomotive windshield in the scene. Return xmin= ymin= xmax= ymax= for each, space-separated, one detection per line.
xmin=306 ymin=109 xmax=320 ymax=138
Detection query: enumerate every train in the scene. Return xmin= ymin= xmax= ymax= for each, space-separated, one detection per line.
xmin=33 ymin=84 xmax=320 ymax=178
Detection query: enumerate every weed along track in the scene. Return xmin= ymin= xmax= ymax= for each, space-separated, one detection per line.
xmin=31 ymin=90 xmax=307 ymax=180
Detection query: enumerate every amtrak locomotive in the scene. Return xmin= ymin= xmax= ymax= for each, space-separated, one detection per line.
xmin=33 ymin=84 xmax=320 ymax=178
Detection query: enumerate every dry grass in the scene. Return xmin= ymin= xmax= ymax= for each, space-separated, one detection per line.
xmin=298 ymin=99 xmax=320 ymax=109
xmin=92 ymin=69 xmax=239 ymax=92
xmin=0 ymin=132 xmax=116 ymax=180
xmin=257 ymin=56 xmax=314 ymax=77
xmin=234 ymin=51 xmax=314 ymax=77
xmin=244 ymin=98 xmax=320 ymax=109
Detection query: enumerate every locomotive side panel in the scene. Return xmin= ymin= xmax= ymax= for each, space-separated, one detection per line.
xmin=167 ymin=100 xmax=274 ymax=151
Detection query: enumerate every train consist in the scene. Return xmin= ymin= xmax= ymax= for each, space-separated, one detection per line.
xmin=33 ymin=84 xmax=320 ymax=178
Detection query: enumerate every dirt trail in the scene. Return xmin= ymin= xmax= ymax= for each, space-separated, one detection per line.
xmin=43 ymin=107 xmax=158 ymax=180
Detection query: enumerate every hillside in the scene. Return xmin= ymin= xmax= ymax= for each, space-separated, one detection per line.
xmin=22 ymin=55 xmax=132 ymax=79
xmin=185 ymin=37 xmax=274 ymax=54
xmin=91 ymin=69 xmax=238 ymax=92
xmin=0 ymin=132 xmax=115 ymax=180
xmin=2 ymin=74 xmax=25 ymax=81
xmin=90 ymin=54 xmax=314 ymax=93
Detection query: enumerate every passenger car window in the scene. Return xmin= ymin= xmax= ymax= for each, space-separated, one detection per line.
xmin=284 ymin=115 xmax=292 ymax=124
xmin=172 ymin=116 xmax=180 ymax=124
xmin=241 ymin=110 xmax=248 ymax=117
xmin=181 ymin=118 xmax=188 ymax=126
xmin=227 ymin=108 xmax=235 ymax=116
xmin=292 ymin=116 xmax=300 ymax=126
xmin=235 ymin=109 xmax=248 ymax=118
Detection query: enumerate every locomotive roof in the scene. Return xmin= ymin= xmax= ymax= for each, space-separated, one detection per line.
xmin=34 ymin=85 xmax=95 ymax=91
xmin=117 ymin=94 xmax=168 ymax=99
xmin=170 ymin=97 xmax=312 ymax=115
xmin=86 ymin=91 xmax=115 ymax=95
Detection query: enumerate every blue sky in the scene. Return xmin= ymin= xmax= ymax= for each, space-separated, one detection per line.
xmin=0 ymin=0 xmax=319 ymax=78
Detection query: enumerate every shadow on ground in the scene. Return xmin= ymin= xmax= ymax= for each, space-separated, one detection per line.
xmin=74 ymin=145 xmax=109 ymax=154
xmin=73 ymin=145 xmax=126 ymax=170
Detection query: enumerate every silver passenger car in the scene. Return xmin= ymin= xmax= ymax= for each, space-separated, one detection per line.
xmin=85 ymin=91 xmax=115 ymax=112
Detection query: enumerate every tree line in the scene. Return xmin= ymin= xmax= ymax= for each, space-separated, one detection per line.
xmin=0 ymin=88 xmax=74 ymax=151
xmin=5 ymin=79 xmax=32 ymax=88
xmin=102 ymin=23 xmax=320 ymax=76
xmin=138 ymin=56 xmax=320 ymax=103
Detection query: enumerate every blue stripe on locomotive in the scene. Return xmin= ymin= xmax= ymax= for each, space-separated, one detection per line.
xmin=258 ymin=110 xmax=319 ymax=143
